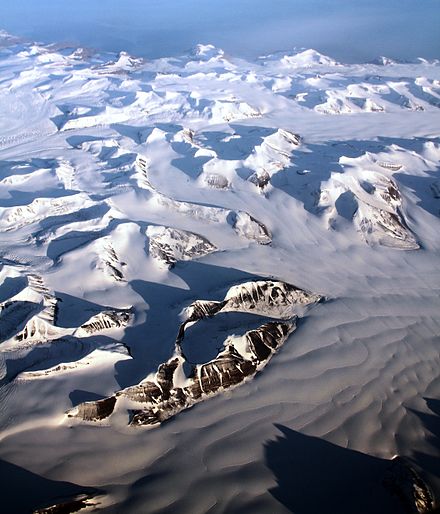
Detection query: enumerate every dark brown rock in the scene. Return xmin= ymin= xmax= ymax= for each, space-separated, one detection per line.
xmin=70 ymin=280 xmax=320 ymax=427
xmin=76 ymin=396 xmax=116 ymax=421
xmin=119 ymin=382 xmax=162 ymax=403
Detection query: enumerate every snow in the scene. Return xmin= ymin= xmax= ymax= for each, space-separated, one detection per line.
xmin=0 ymin=30 xmax=439 ymax=513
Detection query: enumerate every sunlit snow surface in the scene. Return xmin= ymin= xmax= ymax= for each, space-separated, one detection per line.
xmin=0 ymin=32 xmax=440 ymax=513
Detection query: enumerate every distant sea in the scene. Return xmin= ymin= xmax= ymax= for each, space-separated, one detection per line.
xmin=1 ymin=0 xmax=439 ymax=62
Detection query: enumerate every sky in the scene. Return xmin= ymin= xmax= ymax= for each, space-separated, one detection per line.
xmin=0 ymin=0 xmax=439 ymax=62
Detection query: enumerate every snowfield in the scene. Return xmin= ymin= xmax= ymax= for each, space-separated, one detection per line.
xmin=0 ymin=31 xmax=439 ymax=513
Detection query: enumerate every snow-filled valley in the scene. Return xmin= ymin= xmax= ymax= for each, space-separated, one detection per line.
xmin=0 ymin=31 xmax=440 ymax=513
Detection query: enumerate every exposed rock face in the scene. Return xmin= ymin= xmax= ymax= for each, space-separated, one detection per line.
xmin=231 ymin=211 xmax=272 ymax=245
xmin=182 ymin=280 xmax=321 ymax=324
xmin=249 ymin=170 xmax=271 ymax=190
xmin=129 ymin=320 xmax=295 ymax=427
xmin=136 ymin=156 xmax=272 ymax=245
xmin=0 ymin=274 xmax=60 ymax=345
xmin=0 ymin=300 xmax=42 ymax=343
xmin=356 ymin=175 xmax=419 ymax=249
xmin=0 ymin=272 xmax=133 ymax=385
xmin=358 ymin=205 xmax=419 ymax=249
xmin=384 ymin=456 xmax=435 ymax=514
xmin=0 ymin=193 xmax=95 ymax=233
xmin=33 ymin=494 xmax=98 ymax=514
xmin=76 ymin=397 xmax=117 ymax=422
xmin=75 ymin=310 xmax=132 ymax=336
xmin=376 ymin=160 xmax=403 ymax=171
xmin=222 ymin=280 xmax=320 ymax=317
xmin=71 ymin=279 xmax=322 ymax=426
xmin=203 ymin=173 xmax=229 ymax=189
xmin=119 ymin=381 xmax=163 ymax=404
xmin=244 ymin=128 xmax=301 ymax=189
xmin=182 ymin=299 xmax=225 ymax=323
xmin=0 ymin=273 xmax=133 ymax=347
xmin=96 ymin=241 xmax=125 ymax=281
xmin=319 ymin=171 xmax=419 ymax=249
xmin=146 ymin=225 xmax=217 ymax=268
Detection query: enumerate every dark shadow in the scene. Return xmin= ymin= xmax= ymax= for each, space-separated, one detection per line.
xmin=378 ymin=79 xmax=421 ymax=110
xmin=47 ymin=230 xmax=103 ymax=263
xmin=0 ymin=158 xmax=53 ymax=181
xmin=166 ymin=124 xmax=277 ymax=179
xmin=0 ymin=276 xmax=28 ymax=304
xmin=272 ymin=70 xmax=440 ymax=112
xmin=426 ymin=398 xmax=440 ymax=419
xmin=335 ymin=190 xmax=358 ymax=221
xmin=54 ymin=292 xmax=111 ymax=328
xmin=103 ymin=89 xmax=138 ymax=108
xmin=46 ymin=217 xmax=125 ymax=264
xmin=154 ymin=122 xmax=183 ymax=135
xmin=269 ymin=73 xmax=350 ymax=108
xmin=111 ymin=472 xmax=169 ymax=513
xmin=395 ymin=172 xmax=440 ymax=218
xmin=69 ymin=389 xmax=106 ymax=407
xmin=406 ymin=82 xmax=440 ymax=109
xmin=50 ymin=104 xmax=103 ymax=131
xmin=0 ymin=300 xmax=42 ymax=343
xmin=0 ymin=187 xmax=77 ymax=209
xmin=271 ymin=136 xmax=440 ymax=220
xmin=0 ymin=293 xmax=134 ymax=389
xmin=265 ymin=424 xmax=405 ymax=514
xmin=171 ymin=152 xmax=211 ymax=180
xmin=115 ymin=261 xmax=261 ymax=388
xmin=195 ymin=125 xmax=275 ymax=160
xmin=0 ymin=459 xmax=99 ymax=514
xmin=270 ymin=141 xmax=349 ymax=214
xmin=110 ymin=123 xmax=154 ymax=145
xmin=236 ymin=166 xmax=255 ymax=181
xmin=103 ymin=152 xmax=137 ymax=170
xmin=411 ymin=398 xmax=440 ymax=480
xmin=0 ymin=334 xmax=119 ymax=387
xmin=65 ymin=134 xmax=103 ymax=148
xmin=375 ymin=136 xmax=440 ymax=155
xmin=181 ymin=311 xmax=279 ymax=365
xmin=0 ymin=336 xmax=85 ymax=386
xmin=32 ymin=203 xmax=110 ymax=246
xmin=187 ymin=95 xmax=212 ymax=113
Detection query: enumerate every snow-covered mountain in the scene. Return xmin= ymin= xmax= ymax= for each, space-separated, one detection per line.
xmin=0 ymin=32 xmax=439 ymax=513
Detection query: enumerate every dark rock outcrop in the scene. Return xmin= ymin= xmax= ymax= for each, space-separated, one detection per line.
xmin=71 ymin=279 xmax=322 ymax=426
xmin=34 ymin=495 xmax=97 ymax=514
xmin=147 ymin=225 xmax=217 ymax=268
xmin=320 ymin=172 xmax=419 ymax=249
xmin=76 ymin=309 xmax=132 ymax=336
xmin=384 ymin=456 xmax=435 ymax=514
xmin=129 ymin=320 xmax=295 ymax=427
xmin=75 ymin=396 xmax=117 ymax=421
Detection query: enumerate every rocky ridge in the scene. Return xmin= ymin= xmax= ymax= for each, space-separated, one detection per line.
xmin=70 ymin=280 xmax=323 ymax=426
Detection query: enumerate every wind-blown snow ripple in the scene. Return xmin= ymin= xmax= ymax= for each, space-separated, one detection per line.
xmin=0 ymin=32 xmax=439 ymax=513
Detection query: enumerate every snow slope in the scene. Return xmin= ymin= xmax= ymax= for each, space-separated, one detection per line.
xmin=0 ymin=33 xmax=439 ymax=513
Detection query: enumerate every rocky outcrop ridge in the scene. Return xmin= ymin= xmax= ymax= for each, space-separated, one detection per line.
xmin=319 ymin=171 xmax=419 ymax=249
xmin=384 ymin=456 xmax=436 ymax=514
xmin=146 ymin=225 xmax=217 ymax=268
xmin=136 ymin=156 xmax=272 ymax=245
xmin=70 ymin=279 xmax=322 ymax=426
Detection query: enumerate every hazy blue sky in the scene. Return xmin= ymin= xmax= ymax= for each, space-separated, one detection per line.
xmin=1 ymin=0 xmax=439 ymax=61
